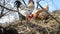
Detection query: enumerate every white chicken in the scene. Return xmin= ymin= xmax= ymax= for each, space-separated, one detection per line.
xmin=19 ymin=0 xmax=34 ymax=19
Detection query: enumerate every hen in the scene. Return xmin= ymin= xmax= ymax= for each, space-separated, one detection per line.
xmin=31 ymin=5 xmax=49 ymax=20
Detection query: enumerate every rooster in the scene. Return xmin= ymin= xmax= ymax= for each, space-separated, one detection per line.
xmin=18 ymin=0 xmax=34 ymax=20
xmin=27 ymin=0 xmax=34 ymax=8
xmin=26 ymin=0 xmax=34 ymax=20
xmin=30 ymin=5 xmax=49 ymax=20
xmin=15 ymin=0 xmax=34 ymax=22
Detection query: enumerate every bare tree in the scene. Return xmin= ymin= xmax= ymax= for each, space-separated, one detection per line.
xmin=0 ymin=0 xmax=5 ymax=18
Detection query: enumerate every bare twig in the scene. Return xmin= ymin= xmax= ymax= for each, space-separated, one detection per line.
xmin=45 ymin=27 xmax=50 ymax=34
xmin=0 ymin=5 xmax=18 ymax=12
xmin=0 ymin=4 xmax=19 ymax=18
xmin=22 ymin=0 xmax=26 ymax=5
xmin=1 ymin=0 xmax=5 ymax=17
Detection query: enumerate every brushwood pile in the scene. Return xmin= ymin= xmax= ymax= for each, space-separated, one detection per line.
xmin=8 ymin=10 xmax=60 ymax=34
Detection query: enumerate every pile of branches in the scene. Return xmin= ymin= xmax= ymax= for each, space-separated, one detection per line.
xmin=8 ymin=10 xmax=60 ymax=34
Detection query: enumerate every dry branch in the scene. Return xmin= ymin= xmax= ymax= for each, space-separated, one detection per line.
xmin=0 ymin=5 xmax=18 ymax=12
xmin=0 ymin=4 xmax=20 ymax=18
xmin=37 ymin=2 xmax=60 ymax=24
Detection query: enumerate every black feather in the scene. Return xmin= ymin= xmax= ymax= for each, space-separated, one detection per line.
xmin=15 ymin=0 xmax=21 ymax=8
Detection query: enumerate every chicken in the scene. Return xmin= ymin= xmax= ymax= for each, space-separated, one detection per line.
xmin=26 ymin=0 xmax=34 ymax=20
xmin=19 ymin=0 xmax=34 ymax=20
xmin=27 ymin=0 xmax=34 ymax=8
xmin=32 ymin=5 xmax=49 ymax=20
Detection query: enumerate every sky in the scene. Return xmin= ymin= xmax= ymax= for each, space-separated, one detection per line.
xmin=10 ymin=0 xmax=60 ymax=12
xmin=24 ymin=0 xmax=60 ymax=12
xmin=0 ymin=0 xmax=60 ymax=12
xmin=37 ymin=0 xmax=60 ymax=12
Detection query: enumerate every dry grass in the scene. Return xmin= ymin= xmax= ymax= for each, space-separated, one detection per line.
xmin=7 ymin=10 xmax=60 ymax=34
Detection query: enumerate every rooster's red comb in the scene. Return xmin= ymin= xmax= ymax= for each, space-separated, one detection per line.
xmin=29 ymin=0 xmax=34 ymax=4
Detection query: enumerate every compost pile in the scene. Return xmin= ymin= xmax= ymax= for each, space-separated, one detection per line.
xmin=10 ymin=10 xmax=60 ymax=34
